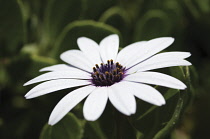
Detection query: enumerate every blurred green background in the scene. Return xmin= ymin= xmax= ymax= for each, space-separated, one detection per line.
xmin=0 ymin=0 xmax=210 ymax=139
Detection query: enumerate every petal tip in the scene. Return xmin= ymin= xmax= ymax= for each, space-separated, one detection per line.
xmin=84 ymin=113 xmax=100 ymax=121
xmin=166 ymin=37 xmax=174 ymax=40
xmin=187 ymin=62 xmax=192 ymax=66
xmin=48 ymin=115 xmax=58 ymax=126
xmin=85 ymin=117 xmax=97 ymax=121
xmin=166 ymin=37 xmax=175 ymax=44
xmin=25 ymin=92 xmax=36 ymax=99
xmin=162 ymin=100 xmax=166 ymax=105
xmin=24 ymin=95 xmax=31 ymax=99
xmin=25 ymin=95 xmax=35 ymax=99
xmin=161 ymin=37 xmax=175 ymax=44
xmin=110 ymin=34 xmax=118 ymax=37
xmin=84 ymin=113 xmax=99 ymax=121
xmin=77 ymin=36 xmax=85 ymax=40
xmin=180 ymin=85 xmax=187 ymax=90
xmin=23 ymin=82 xmax=29 ymax=86
xmin=77 ymin=37 xmax=86 ymax=44
xmin=107 ymin=34 xmax=119 ymax=41
xmin=39 ymin=69 xmax=45 ymax=72
xmin=176 ymin=83 xmax=187 ymax=90
xmin=60 ymin=52 xmax=65 ymax=60
xmin=48 ymin=120 xmax=55 ymax=126
xmin=187 ymin=52 xmax=192 ymax=57
xmin=157 ymin=99 xmax=166 ymax=106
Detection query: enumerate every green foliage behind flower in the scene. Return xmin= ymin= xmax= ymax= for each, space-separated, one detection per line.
xmin=0 ymin=0 xmax=209 ymax=139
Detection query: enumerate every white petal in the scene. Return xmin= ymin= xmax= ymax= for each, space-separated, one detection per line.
xmin=124 ymin=71 xmax=187 ymax=90
xmin=77 ymin=37 xmax=102 ymax=64
xmin=60 ymin=50 xmax=94 ymax=72
xmin=116 ymin=41 xmax=147 ymax=65
xmin=150 ymin=52 xmax=191 ymax=59
xmin=24 ymin=71 xmax=91 ymax=86
xmin=83 ymin=87 xmax=108 ymax=121
xmin=127 ymin=60 xmax=191 ymax=74
xmin=39 ymin=64 xmax=84 ymax=72
xmin=122 ymin=81 xmax=165 ymax=106
xmin=99 ymin=34 xmax=119 ymax=62
xmin=48 ymin=85 xmax=96 ymax=125
xmin=25 ymin=79 xmax=91 ymax=99
xmin=108 ymin=82 xmax=136 ymax=115
xmin=126 ymin=37 xmax=174 ymax=68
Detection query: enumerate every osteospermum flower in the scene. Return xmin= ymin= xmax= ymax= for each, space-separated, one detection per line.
xmin=24 ymin=34 xmax=191 ymax=125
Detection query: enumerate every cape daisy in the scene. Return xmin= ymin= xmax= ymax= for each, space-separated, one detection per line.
xmin=24 ymin=34 xmax=191 ymax=125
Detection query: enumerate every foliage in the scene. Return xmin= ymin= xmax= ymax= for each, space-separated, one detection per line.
xmin=1 ymin=0 xmax=209 ymax=138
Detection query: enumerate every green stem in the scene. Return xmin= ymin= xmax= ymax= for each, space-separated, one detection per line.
xmin=153 ymin=92 xmax=184 ymax=139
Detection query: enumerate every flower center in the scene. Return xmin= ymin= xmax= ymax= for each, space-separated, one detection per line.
xmin=91 ymin=59 xmax=125 ymax=86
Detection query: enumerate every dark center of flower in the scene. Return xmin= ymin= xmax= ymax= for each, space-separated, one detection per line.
xmin=91 ymin=59 xmax=125 ymax=86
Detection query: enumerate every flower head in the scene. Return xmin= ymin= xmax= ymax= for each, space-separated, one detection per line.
xmin=24 ymin=34 xmax=191 ymax=125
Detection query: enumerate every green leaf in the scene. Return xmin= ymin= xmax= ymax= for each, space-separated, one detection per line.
xmin=183 ymin=0 xmax=200 ymax=19
xmin=6 ymin=54 xmax=31 ymax=84
xmin=136 ymin=89 xmax=179 ymax=121
xmin=40 ymin=113 xmax=84 ymax=139
xmin=170 ymin=66 xmax=194 ymax=107
xmin=194 ymin=0 xmax=210 ymax=14
xmin=153 ymin=92 xmax=184 ymax=139
xmin=0 ymin=66 xmax=9 ymax=88
xmin=133 ymin=92 xmax=180 ymax=139
xmin=51 ymin=20 xmax=120 ymax=59
xmin=133 ymin=10 xmax=172 ymax=41
xmin=40 ymin=0 xmax=83 ymax=54
xmin=99 ymin=7 xmax=131 ymax=44
xmin=44 ymin=0 xmax=83 ymax=39
xmin=0 ymin=0 xmax=25 ymax=57
xmin=28 ymin=54 xmax=57 ymax=77
xmin=132 ymin=66 xmax=193 ymax=138
xmin=83 ymin=121 xmax=107 ymax=139
xmin=81 ymin=0 xmax=116 ymax=19
xmin=11 ymin=52 xmax=57 ymax=78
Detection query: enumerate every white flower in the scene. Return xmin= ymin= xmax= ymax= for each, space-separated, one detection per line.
xmin=24 ymin=34 xmax=191 ymax=125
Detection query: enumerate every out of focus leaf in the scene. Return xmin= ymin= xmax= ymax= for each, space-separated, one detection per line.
xmin=40 ymin=0 xmax=83 ymax=53
xmin=99 ymin=7 xmax=131 ymax=44
xmin=40 ymin=113 xmax=84 ymax=139
xmin=83 ymin=121 xmax=107 ymax=139
xmin=6 ymin=54 xmax=31 ymax=84
xmin=44 ymin=0 xmax=82 ymax=38
xmin=51 ymin=20 xmax=120 ymax=59
xmin=188 ymin=66 xmax=199 ymax=89
xmin=21 ymin=43 xmax=39 ymax=55
xmin=8 ymin=52 xmax=56 ymax=79
xmin=81 ymin=0 xmax=116 ymax=19
xmin=133 ymin=10 xmax=172 ymax=41
xmin=194 ymin=0 xmax=210 ymax=14
xmin=0 ymin=0 xmax=25 ymax=57
xmin=28 ymin=54 xmax=56 ymax=77
xmin=163 ymin=0 xmax=184 ymax=28
xmin=183 ymin=0 xmax=200 ymax=18
xmin=0 ymin=66 xmax=9 ymax=88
